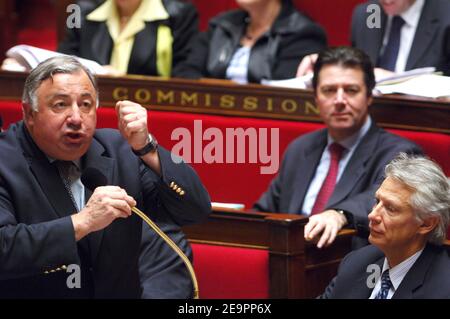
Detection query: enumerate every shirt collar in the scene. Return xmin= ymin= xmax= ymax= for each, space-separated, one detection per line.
xmin=381 ymin=247 xmax=424 ymax=291
xmin=87 ymin=0 xmax=169 ymax=23
xmin=398 ymin=0 xmax=424 ymax=28
xmin=327 ymin=116 xmax=372 ymax=151
xmin=47 ymin=156 xmax=81 ymax=171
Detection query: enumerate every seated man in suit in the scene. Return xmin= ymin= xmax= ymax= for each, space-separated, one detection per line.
xmin=0 ymin=56 xmax=211 ymax=298
xmin=321 ymin=153 xmax=450 ymax=298
xmin=297 ymin=0 xmax=450 ymax=78
xmin=254 ymin=46 xmax=422 ymax=249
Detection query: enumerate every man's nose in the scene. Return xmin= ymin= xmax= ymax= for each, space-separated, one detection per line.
xmin=368 ymin=201 xmax=381 ymax=223
xmin=67 ymin=103 xmax=82 ymax=124
xmin=333 ymin=88 xmax=346 ymax=106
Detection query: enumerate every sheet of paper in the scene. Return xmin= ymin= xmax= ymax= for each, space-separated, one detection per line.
xmin=376 ymin=67 xmax=436 ymax=85
xmin=261 ymin=73 xmax=312 ymax=89
xmin=211 ymin=202 xmax=245 ymax=210
xmin=375 ymin=74 xmax=450 ymax=98
xmin=6 ymin=44 xmax=107 ymax=75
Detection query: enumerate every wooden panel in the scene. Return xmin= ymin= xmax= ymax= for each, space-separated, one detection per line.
xmin=0 ymin=71 xmax=449 ymax=134
xmin=183 ymin=209 xmax=353 ymax=298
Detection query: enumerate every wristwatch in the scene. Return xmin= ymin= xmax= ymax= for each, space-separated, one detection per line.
xmin=132 ymin=133 xmax=158 ymax=156
xmin=336 ymin=209 xmax=353 ymax=226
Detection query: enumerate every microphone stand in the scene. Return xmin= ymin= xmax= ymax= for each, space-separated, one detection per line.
xmin=132 ymin=206 xmax=199 ymax=299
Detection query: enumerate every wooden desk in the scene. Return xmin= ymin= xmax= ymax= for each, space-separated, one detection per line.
xmin=0 ymin=71 xmax=449 ymax=134
xmin=183 ymin=209 xmax=355 ymax=298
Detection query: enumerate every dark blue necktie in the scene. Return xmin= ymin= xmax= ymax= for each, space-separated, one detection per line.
xmin=377 ymin=16 xmax=405 ymax=71
xmin=375 ymin=270 xmax=393 ymax=299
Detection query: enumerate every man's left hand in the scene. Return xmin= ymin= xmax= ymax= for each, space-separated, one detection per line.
xmin=304 ymin=210 xmax=348 ymax=249
xmin=116 ymin=100 xmax=149 ymax=150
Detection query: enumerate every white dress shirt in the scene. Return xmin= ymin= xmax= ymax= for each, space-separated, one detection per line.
xmin=225 ymin=46 xmax=251 ymax=84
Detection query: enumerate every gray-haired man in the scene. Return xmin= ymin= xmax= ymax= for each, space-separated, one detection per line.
xmin=0 ymin=56 xmax=210 ymax=298
xmin=321 ymin=153 xmax=450 ymax=299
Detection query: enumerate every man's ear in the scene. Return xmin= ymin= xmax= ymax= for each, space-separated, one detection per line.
xmin=22 ymin=103 xmax=34 ymax=124
xmin=418 ymin=215 xmax=440 ymax=236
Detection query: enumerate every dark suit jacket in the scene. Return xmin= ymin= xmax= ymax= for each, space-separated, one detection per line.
xmin=174 ymin=0 xmax=326 ymax=82
xmin=138 ymin=221 xmax=194 ymax=299
xmin=0 ymin=122 xmax=211 ymax=298
xmin=351 ymin=0 xmax=450 ymax=75
xmin=254 ymin=122 xmax=422 ymax=247
xmin=320 ymin=243 xmax=450 ymax=298
xmin=58 ymin=0 xmax=198 ymax=76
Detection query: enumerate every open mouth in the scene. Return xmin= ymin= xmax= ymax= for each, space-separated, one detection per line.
xmin=65 ymin=132 xmax=84 ymax=143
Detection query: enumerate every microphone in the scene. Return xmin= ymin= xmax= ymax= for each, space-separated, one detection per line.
xmin=80 ymin=168 xmax=199 ymax=299
xmin=81 ymin=167 xmax=107 ymax=190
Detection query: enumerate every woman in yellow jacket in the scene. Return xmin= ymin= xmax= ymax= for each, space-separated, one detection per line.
xmin=58 ymin=0 xmax=198 ymax=77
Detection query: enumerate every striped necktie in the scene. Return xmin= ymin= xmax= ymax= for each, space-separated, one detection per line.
xmin=56 ymin=160 xmax=81 ymax=212
xmin=375 ymin=270 xmax=393 ymax=299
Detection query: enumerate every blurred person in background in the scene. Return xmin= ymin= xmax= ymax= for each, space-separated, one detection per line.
xmin=175 ymin=0 xmax=326 ymax=83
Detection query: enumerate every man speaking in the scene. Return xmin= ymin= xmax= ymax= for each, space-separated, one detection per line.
xmin=0 ymin=56 xmax=211 ymax=298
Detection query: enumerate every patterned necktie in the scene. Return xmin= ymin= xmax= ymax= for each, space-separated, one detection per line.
xmin=311 ymin=143 xmax=345 ymax=215
xmin=56 ymin=160 xmax=81 ymax=212
xmin=375 ymin=270 xmax=393 ymax=299
xmin=377 ymin=16 xmax=405 ymax=71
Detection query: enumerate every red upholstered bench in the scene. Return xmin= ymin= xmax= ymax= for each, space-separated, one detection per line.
xmin=191 ymin=243 xmax=269 ymax=299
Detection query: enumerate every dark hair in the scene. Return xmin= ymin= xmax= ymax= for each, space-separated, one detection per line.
xmin=312 ymin=46 xmax=375 ymax=97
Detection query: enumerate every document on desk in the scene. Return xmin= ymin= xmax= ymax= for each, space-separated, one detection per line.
xmin=211 ymin=202 xmax=245 ymax=210
xmin=375 ymin=67 xmax=436 ymax=85
xmin=261 ymin=73 xmax=313 ymax=89
xmin=376 ymin=74 xmax=450 ymax=99
xmin=6 ymin=44 xmax=107 ymax=75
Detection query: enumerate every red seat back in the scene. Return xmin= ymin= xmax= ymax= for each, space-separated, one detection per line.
xmin=191 ymin=243 xmax=269 ymax=299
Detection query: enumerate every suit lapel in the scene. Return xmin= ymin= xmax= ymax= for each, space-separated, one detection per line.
xmin=18 ymin=123 xmax=77 ymax=218
xmin=288 ymin=131 xmax=327 ymax=213
xmin=82 ymin=137 xmax=115 ymax=264
xmin=327 ymin=123 xmax=380 ymax=207
xmin=392 ymin=245 xmax=435 ymax=299
xmin=405 ymin=1 xmax=439 ymax=70
xmin=128 ymin=24 xmax=156 ymax=74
